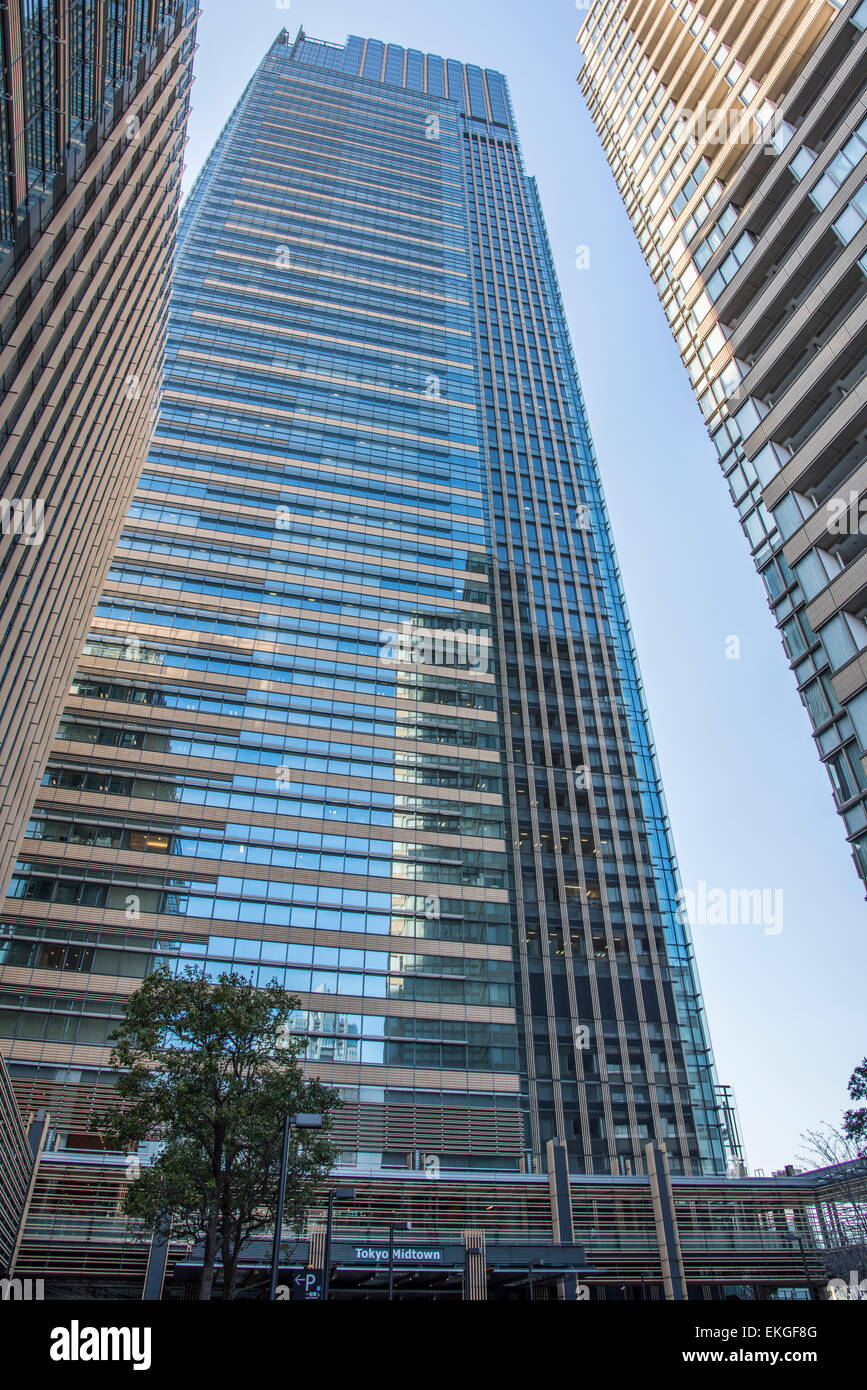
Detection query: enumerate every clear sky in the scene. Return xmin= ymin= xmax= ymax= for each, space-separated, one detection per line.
xmin=180 ymin=0 xmax=867 ymax=1174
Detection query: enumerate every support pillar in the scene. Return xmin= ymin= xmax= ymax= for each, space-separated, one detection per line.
xmin=646 ymin=1141 xmax=686 ymax=1301
xmin=462 ymin=1229 xmax=487 ymax=1300
xmin=547 ymin=1137 xmax=579 ymax=1300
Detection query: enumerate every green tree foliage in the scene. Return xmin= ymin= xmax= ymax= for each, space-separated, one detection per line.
xmin=100 ymin=965 xmax=339 ymax=1299
xmin=844 ymin=1056 xmax=867 ymax=1158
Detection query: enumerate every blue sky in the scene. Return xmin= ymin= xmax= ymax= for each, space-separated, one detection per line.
xmin=181 ymin=0 xmax=867 ymax=1173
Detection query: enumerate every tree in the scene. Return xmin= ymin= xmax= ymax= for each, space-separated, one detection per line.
xmin=798 ymin=1121 xmax=864 ymax=1170
xmin=799 ymin=1060 xmax=867 ymax=1250
xmin=100 ymin=965 xmax=340 ymax=1299
xmin=843 ymin=1057 xmax=867 ymax=1158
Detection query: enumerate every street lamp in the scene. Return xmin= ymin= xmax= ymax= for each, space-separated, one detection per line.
xmin=268 ymin=1112 xmax=323 ymax=1301
xmin=322 ymin=1185 xmax=356 ymax=1301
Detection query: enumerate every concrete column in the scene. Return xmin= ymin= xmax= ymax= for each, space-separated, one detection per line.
xmin=646 ymin=1141 xmax=686 ymax=1301
xmin=547 ymin=1137 xmax=579 ymax=1300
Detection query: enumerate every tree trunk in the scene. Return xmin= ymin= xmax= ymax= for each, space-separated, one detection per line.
xmin=199 ymin=1205 xmax=220 ymax=1300
xmin=200 ymin=1129 xmax=226 ymax=1299
xmin=222 ymin=1212 xmax=247 ymax=1299
xmin=221 ymin=1227 xmax=235 ymax=1300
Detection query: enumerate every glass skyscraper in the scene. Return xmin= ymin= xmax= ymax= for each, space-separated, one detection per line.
xmin=0 ymin=0 xmax=198 ymax=897
xmin=578 ymin=0 xmax=867 ymax=892
xmin=0 ymin=27 xmax=729 ymax=1181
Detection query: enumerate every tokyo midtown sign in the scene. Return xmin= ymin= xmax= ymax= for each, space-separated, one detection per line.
xmin=352 ymin=1246 xmax=445 ymax=1264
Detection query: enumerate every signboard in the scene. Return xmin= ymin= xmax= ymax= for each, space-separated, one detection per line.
xmin=289 ymin=1269 xmax=323 ymax=1300
xmin=346 ymin=1245 xmax=448 ymax=1267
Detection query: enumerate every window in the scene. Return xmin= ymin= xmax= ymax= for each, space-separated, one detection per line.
xmin=833 ymin=180 xmax=867 ymax=245
xmin=821 ymin=612 xmax=867 ymax=671
xmin=706 ymin=231 xmax=754 ymax=299
xmin=802 ymin=678 xmax=832 ymax=728
xmin=828 ymin=745 xmax=866 ymax=803
xmin=782 ymin=615 xmax=808 ymax=662
xmin=793 ymin=552 xmax=822 ymax=602
xmin=789 ymin=146 xmax=816 ymax=182
xmin=846 ymin=687 xmax=867 ymax=749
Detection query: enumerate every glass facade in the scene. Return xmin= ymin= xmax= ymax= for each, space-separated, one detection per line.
xmin=578 ymin=0 xmax=867 ymax=892
xmin=0 ymin=27 xmax=727 ymax=1177
xmin=0 ymin=3 xmax=198 ymax=914
xmin=0 ymin=0 xmax=196 ymax=252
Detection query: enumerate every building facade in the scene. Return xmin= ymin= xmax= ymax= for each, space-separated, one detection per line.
xmin=10 ymin=1133 xmax=857 ymax=1301
xmin=0 ymin=0 xmax=199 ymax=893
xmin=0 ymin=27 xmax=729 ymax=1187
xmin=578 ymin=0 xmax=867 ymax=891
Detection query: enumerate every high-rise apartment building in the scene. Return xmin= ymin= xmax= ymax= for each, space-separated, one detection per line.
xmin=579 ymin=0 xmax=867 ymax=891
xmin=0 ymin=27 xmax=729 ymax=1184
xmin=0 ymin=0 xmax=199 ymax=894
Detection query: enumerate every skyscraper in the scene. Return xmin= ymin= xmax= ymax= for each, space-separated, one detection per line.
xmin=578 ymin=0 xmax=867 ymax=892
xmin=0 ymin=0 xmax=198 ymax=893
xmin=0 ymin=26 xmax=728 ymax=1184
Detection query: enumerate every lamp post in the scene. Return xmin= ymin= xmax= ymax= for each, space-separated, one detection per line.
xmin=322 ymin=1185 xmax=356 ymax=1301
xmin=268 ymin=1112 xmax=323 ymax=1301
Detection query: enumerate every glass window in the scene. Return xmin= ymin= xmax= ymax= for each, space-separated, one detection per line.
xmin=834 ymin=202 xmax=865 ymax=245
xmin=803 ymin=678 xmax=832 ymax=728
xmin=789 ymin=146 xmax=816 ymax=181
xmin=846 ymin=688 xmax=867 ymax=749
xmin=810 ymin=171 xmax=838 ymax=210
xmin=821 ymin=614 xmax=858 ymax=670
xmin=794 ymin=550 xmax=829 ymax=602
xmin=782 ymin=616 xmax=808 ymax=661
